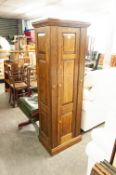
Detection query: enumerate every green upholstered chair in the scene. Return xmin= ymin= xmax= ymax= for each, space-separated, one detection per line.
xmin=18 ymin=94 xmax=39 ymax=134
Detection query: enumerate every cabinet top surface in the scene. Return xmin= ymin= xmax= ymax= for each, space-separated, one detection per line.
xmin=32 ymin=18 xmax=90 ymax=28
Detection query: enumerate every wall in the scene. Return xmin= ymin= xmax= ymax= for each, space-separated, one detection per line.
xmin=25 ymin=7 xmax=116 ymax=67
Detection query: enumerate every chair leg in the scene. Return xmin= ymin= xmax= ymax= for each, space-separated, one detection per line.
xmin=13 ymin=90 xmax=16 ymax=108
xmin=9 ymin=88 xmax=12 ymax=104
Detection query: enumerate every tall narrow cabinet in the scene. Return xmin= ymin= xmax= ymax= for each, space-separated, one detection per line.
xmin=33 ymin=18 xmax=90 ymax=155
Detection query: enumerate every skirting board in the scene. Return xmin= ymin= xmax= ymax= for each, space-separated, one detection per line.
xmin=39 ymin=135 xmax=82 ymax=155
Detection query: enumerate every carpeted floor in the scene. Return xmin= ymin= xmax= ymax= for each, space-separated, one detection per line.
xmin=0 ymin=90 xmax=92 ymax=175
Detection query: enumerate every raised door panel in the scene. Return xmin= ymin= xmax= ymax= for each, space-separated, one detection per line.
xmin=63 ymin=33 xmax=75 ymax=53
xmin=58 ymin=27 xmax=80 ymax=144
xmin=36 ymin=27 xmax=50 ymax=141
xmin=63 ymin=60 xmax=74 ymax=104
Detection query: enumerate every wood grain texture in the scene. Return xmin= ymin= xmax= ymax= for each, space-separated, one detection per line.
xmin=34 ymin=19 xmax=89 ymax=155
xmin=58 ymin=27 xmax=80 ymax=144
xmin=63 ymin=60 xmax=74 ymax=104
xmin=36 ymin=26 xmax=51 ymax=147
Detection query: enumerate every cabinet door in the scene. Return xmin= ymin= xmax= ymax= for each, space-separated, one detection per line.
xmin=36 ymin=26 xmax=51 ymax=144
xmin=58 ymin=27 xmax=80 ymax=144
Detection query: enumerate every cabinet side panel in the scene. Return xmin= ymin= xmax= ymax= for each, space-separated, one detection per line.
xmin=75 ymin=28 xmax=87 ymax=136
xmin=36 ymin=26 xmax=51 ymax=144
xmin=39 ymin=63 xmax=48 ymax=105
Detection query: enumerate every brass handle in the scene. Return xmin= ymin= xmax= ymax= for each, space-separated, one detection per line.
xmin=59 ymin=83 xmax=62 ymax=87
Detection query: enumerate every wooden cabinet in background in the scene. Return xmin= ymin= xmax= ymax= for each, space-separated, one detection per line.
xmin=33 ymin=18 xmax=90 ymax=155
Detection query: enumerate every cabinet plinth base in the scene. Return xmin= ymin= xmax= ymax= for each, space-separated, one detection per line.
xmin=39 ymin=135 xmax=82 ymax=155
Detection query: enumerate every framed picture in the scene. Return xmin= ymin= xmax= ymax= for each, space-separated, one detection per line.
xmin=110 ymin=139 xmax=116 ymax=168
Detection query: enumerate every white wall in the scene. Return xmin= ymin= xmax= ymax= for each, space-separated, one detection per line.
xmin=25 ymin=0 xmax=116 ymax=66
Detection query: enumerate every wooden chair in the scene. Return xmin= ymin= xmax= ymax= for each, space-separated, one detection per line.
xmin=8 ymin=65 xmax=30 ymax=107
xmin=28 ymin=65 xmax=37 ymax=93
xmin=17 ymin=66 xmax=39 ymax=130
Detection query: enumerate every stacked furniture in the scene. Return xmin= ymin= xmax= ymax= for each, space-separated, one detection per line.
xmin=8 ymin=64 xmax=30 ymax=107
xmin=90 ymin=140 xmax=116 ymax=175
xmin=33 ymin=18 xmax=90 ymax=155
xmin=91 ymin=160 xmax=116 ymax=175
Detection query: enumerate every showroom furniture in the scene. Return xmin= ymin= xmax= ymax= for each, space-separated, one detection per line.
xmin=33 ymin=18 xmax=90 ymax=155
xmin=4 ymin=61 xmax=37 ymax=92
xmin=81 ymin=67 xmax=116 ymax=131
xmin=18 ymin=94 xmax=39 ymax=133
xmin=8 ymin=64 xmax=30 ymax=107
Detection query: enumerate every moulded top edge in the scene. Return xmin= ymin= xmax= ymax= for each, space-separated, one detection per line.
xmin=32 ymin=18 xmax=91 ymax=28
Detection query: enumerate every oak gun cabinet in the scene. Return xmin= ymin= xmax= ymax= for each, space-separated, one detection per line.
xmin=33 ymin=18 xmax=90 ymax=155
